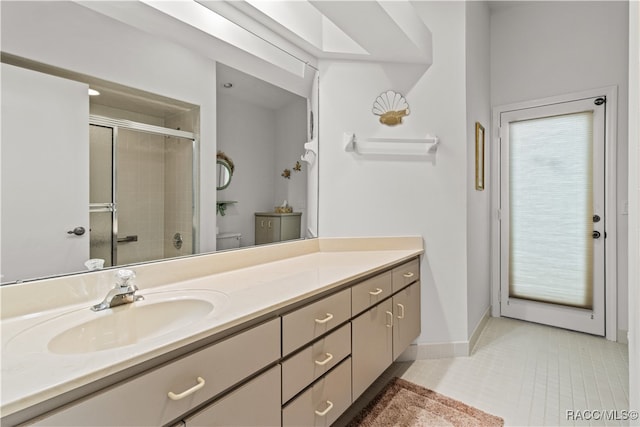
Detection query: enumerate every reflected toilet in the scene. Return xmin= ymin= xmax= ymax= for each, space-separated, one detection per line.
xmin=216 ymin=233 xmax=241 ymax=250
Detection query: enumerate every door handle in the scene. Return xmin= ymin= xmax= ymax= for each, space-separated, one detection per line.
xmin=67 ymin=226 xmax=86 ymax=236
xmin=397 ymin=303 xmax=405 ymax=319
xmin=592 ymin=231 xmax=601 ymax=239
xmin=314 ymin=313 xmax=334 ymax=324
xmin=314 ymin=353 xmax=334 ymax=366
xmin=167 ymin=377 xmax=205 ymax=400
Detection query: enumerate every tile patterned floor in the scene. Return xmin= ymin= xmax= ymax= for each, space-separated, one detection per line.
xmin=336 ymin=316 xmax=630 ymax=426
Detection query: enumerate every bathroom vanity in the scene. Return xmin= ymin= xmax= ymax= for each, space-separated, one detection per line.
xmin=254 ymin=212 xmax=302 ymax=245
xmin=0 ymin=237 xmax=423 ymax=426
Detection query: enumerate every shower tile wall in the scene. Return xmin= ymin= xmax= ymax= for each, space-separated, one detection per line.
xmin=163 ymin=137 xmax=194 ymax=258
xmin=164 ymin=111 xmax=197 ymax=258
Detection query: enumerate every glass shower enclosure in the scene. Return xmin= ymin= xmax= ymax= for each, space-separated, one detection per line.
xmin=89 ymin=116 xmax=197 ymax=268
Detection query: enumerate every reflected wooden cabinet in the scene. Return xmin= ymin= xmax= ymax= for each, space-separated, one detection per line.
xmin=254 ymin=212 xmax=301 ymax=245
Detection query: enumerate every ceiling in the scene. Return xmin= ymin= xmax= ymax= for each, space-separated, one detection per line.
xmin=217 ymin=63 xmax=305 ymax=110
xmin=202 ymin=0 xmax=433 ymax=65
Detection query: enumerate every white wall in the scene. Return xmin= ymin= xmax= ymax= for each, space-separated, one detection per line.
xmin=627 ymin=0 xmax=639 ymax=411
xmin=465 ymin=1 xmax=492 ymax=336
xmin=319 ymin=1 xmax=472 ymax=346
xmin=1 ymin=1 xmax=218 ymax=252
xmin=490 ymin=1 xmax=630 ymax=334
xmin=275 ymin=97 xmax=309 ymax=235
xmin=216 ymin=94 xmax=306 ymax=245
xmin=216 ymin=94 xmax=277 ymax=246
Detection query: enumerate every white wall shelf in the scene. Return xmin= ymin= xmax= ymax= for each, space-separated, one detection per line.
xmin=343 ymin=132 xmax=439 ymax=156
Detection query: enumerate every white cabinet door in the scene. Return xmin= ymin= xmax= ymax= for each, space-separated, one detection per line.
xmin=351 ymin=298 xmax=393 ymax=400
xmin=393 ymin=281 xmax=421 ymax=360
xmin=1 ymin=63 xmax=89 ymax=282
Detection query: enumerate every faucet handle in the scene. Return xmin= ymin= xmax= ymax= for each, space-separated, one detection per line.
xmin=115 ymin=269 xmax=136 ymax=287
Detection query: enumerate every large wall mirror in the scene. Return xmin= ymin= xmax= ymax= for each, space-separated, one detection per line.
xmin=0 ymin=1 xmax=319 ymax=285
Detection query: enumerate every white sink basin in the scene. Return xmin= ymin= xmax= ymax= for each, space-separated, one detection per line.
xmin=5 ymin=290 xmax=228 ymax=355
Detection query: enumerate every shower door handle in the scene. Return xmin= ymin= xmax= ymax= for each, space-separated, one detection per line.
xmin=67 ymin=226 xmax=86 ymax=236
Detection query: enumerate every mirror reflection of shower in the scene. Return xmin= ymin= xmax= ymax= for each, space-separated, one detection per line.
xmin=89 ymin=115 xmax=198 ymax=268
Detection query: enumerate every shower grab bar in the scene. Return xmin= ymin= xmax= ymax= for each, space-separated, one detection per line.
xmin=117 ymin=235 xmax=138 ymax=243
xmin=89 ymin=203 xmax=115 ymax=213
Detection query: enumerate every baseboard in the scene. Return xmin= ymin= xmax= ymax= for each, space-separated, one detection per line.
xmin=618 ymin=329 xmax=629 ymax=344
xmin=469 ymin=307 xmax=491 ymax=354
xmin=399 ymin=307 xmax=491 ymax=360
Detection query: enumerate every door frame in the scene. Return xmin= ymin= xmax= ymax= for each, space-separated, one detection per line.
xmin=490 ymin=86 xmax=619 ymax=341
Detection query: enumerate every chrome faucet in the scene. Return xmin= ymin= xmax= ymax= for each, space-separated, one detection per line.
xmin=91 ymin=269 xmax=143 ymax=311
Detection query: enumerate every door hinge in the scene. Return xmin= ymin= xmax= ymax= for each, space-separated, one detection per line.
xmin=499 ymin=126 xmax=507 ymax=140
xmin=497 ymin=209 xmax=502 ymax=221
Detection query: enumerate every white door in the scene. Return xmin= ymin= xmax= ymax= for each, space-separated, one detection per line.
xmin=500 ymin=96 xmax=605 ymax=336
xmin=1 ymin=64 xmax=89 ymax=282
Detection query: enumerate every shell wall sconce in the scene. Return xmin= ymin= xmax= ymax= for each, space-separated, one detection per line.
xmin=372 ymin=90 xmax=410 ymax=126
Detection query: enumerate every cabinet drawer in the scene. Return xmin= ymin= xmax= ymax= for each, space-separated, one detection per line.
xmin=282 ymin=357 xmax=352 ymax=427
xmin=351 ymin=271 xmax=392 ymax=316
xmin=392 ymin=258 xmax=420 ymax=293
xmin=282 ymin=288 xmax=351 ymax=356
xmin=184 ymin=365 xmax=281 ymax=426
xmin=281 ymin=323 xmax=351 ymax=403
xmin=31 ymin=318 xmax=280 ymax=426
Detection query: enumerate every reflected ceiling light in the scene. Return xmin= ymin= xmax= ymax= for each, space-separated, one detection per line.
xmin=88 ymin=88 xmax=101 ymax=96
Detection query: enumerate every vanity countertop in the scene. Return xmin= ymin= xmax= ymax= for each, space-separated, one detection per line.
xmin=0 ymin=237 xmax=423 ymax=419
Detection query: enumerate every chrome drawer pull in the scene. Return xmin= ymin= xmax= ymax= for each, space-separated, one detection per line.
xmin=167 ymin=377 xmax=205 ymax=401
xmin=315 ymin=400 xmax=334 ymax=417
xmin=369 ymin=288 xmax=383 ymax=296
xmin=314 ymin=352 xmax=334 ymax=366
xmin=403 ymin=272 xmax=414 ymax=278
xmin=385 ymin=311 xmax=393 ymax=328
xmin=315 ymin=313 xmax=334 ymax=324
xmin=397 ymin=303 xmax=405 ymax=319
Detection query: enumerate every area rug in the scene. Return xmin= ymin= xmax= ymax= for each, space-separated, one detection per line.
xmin=346 ymin=377 xmax=504 ymax=427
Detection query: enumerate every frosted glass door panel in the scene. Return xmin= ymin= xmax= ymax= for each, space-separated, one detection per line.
xmin=89 ymin=125 xmax=113 ymax=204
xmin=509 ymin=112 xmax=593 ymax=309
xmin=89 ymin=125 xmax=114 ymax=266
xmin=90 ymin=211 xmax=113 ymax=268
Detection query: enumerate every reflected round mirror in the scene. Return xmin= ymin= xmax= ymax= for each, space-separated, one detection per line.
xmin=216 ymin=159 xmax=233 ymax=190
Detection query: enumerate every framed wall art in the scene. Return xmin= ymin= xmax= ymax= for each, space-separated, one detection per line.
xmin=475 ymin=122 xmax=485 ymax=191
